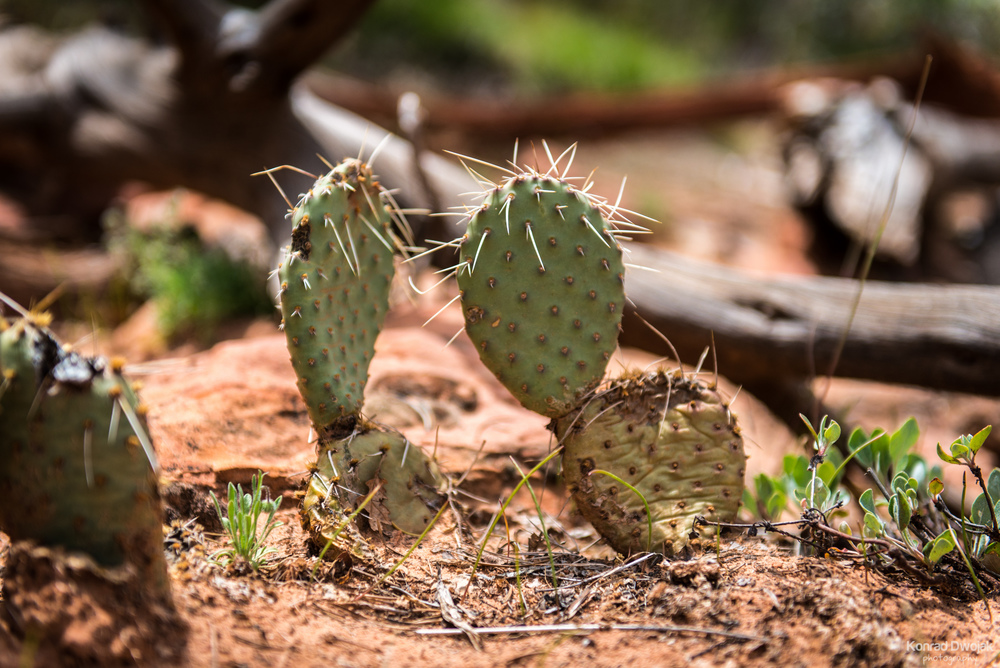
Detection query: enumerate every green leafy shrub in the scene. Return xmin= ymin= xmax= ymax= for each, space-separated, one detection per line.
xmin=744 ymin=417 xmax=997 ymax=588
xmin=106 ymin=207 xmax=272 ymax=342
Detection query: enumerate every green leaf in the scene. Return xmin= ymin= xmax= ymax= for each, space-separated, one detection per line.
xmin=937 ymin=442 xmax=960 ymax=465
xmin=901 ymin=455 xmax=928 ymax=489
xmin=823 ymin=420 xmax=842 ymax=447
xmin=968 ymin=425 xmax=993 ymax=454
xmin=971 ymin=494 xmax=990 ymax=525
xmin=785 ymin=455 xmax=812 ymax=488
xmin=951 ymin=443 xmax=971 ymax=460
xmin=863 ymin=511 xmax=883 ymax=536
xmin=889 ymin=418 xmax=919 ymax=467
xmin=870 ymin=431 xmax=892 ymax=476
xmin=817 ymin=460 xmax=838 ymax=487
xmin=890 ymin=492 xmax=911 ymax=531
xmin=923 ymin=531 xmax=956 ymax=567
xmin=799 ymin=414 xmax=818 ymax=443
xmin=829 ymin=489 xmax=849 ymax=513
xmin=988 ymin=469 xmax=1000 ymax=503
xmin=891 ymin=471 xmax=910 ymax=495
xmin=859 ymin=488 xmax=877 ymax=515
xmin=809 ymin=477 xmax=830 ymax=509
xmin=839 ymin=521 xmax=853 ymax=536
xmin=848 ymin=427 xmax=875 ymax=468
xmin=766 ymin=490 xmax=787 ymax=520
xmin=754 ymin=473 xmax=775 ymax=502
xmin=928 ymin=477 xmax=944 ymax=497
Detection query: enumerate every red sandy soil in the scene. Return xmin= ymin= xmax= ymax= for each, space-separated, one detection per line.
xmin=3 ymin=290 xmax=998 ymax=667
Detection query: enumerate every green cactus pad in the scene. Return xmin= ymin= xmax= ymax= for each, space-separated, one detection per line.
xmin=0 ymin=317 xmax=168 ymax=593
xmin=554 ymin=369 xmax=746 ymax=556
xmin=457 ymin=173 xmax=626 ymax=418
xmin=277 ymin=158 xmax=399 ymax=427
xmin=302 ymin=419 xmax=446 ymax=556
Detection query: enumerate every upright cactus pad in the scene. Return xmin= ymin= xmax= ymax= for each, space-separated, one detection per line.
xmin=277 ymin=158 xmax=398 ymax=428
xmin=457 ymin=171 xmax=626 ymax=418
xmin=272 ymin=156 xmax=445 ymax=558
xmin=554 ymin=369 xmax=746 ymax=556
xmin=0 ymin=315 xmax=168 ymax=594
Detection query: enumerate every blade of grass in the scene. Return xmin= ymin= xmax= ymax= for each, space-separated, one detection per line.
xmin=463 ymin=446 xmax=563 ymax=598
xmin=355 ymin=500 xmax=449 ymax=599
xmin=815 ymin=55 xmax=933 ymax=417
xmin=829 ymin=433 xmax=881 ymax=483
xmin=590 ymin=469 xmax=653 ymax=553
xmin=510 ymin=457 xmax=558 ymax=589
xmin=948 ymin=527 xmax=992 ymax=623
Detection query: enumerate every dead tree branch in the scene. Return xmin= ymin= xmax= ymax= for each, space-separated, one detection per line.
xmin=621 ymin=243 xmax=1000 ymax=396
xmin=0 ymin=0 xmax=474 ymax=250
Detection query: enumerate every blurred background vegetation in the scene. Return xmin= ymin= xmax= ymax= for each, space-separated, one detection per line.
xmin=3 ymin=0 xmax=999 ymax=94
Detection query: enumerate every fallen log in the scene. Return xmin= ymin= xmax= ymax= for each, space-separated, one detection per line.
xmin=621 ymin=243 xmax=1000 ymax=397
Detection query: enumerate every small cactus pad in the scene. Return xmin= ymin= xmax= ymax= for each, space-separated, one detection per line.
xmin=302 ymin=420 xmax=445 ymax=556
xmin=554 ymin=369 xmax=746 ymax=556
xmin=0 ymin=317 xmax=168 ymax=592
xmin=277 ymin=158 xmax=400 ymax=427
xmin=457 ymin=172 xmax=626 ymax=418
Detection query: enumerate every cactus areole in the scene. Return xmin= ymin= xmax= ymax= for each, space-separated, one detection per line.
xmin=457 ymin=173 xmax=626 ymax=418
xmin=274 ymin=157 xmax=445 ymax=553
xmin=554 ymin=370 xmax=746 ymax=556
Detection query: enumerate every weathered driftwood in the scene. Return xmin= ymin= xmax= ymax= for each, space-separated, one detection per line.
xmin=780 ymin=72 xmax=1000 ymax=281
xmin=301 ymin=38 xmax=999 ymax=140
xmin=620 ymin=243 xmax=1000 ymax=397
xmin=0 ymin=0 xmax=477 ymax=250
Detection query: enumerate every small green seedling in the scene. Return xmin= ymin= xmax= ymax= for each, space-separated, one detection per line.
xmin=209 ymin=471 xmax=283 ymax=571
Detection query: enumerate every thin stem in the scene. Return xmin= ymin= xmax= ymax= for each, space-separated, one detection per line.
xmin=463 ymin=447 xmax=564 ymax=599
xmin=510 ymin=457 xmax=558 ymax=589
xmin=589 ymin=469 xmax=653 ymax=553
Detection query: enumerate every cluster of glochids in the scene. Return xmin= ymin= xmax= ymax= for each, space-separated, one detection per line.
xmin=268 ymin=154 xmax=445 ymax=562
xmin=0 ymin=298 xmax=170 ymax=596
xmin=437 ymin=142 xmax=747 ymax=555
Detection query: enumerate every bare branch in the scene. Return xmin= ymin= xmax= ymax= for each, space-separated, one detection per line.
xmin=219 ymin=0 xmax=378 ymax=95
xmin=140 ymin=0 xmax=226 ymax=68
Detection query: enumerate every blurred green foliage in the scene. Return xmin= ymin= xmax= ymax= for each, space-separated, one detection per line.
xmin=331 ymin=0 xmax=1000 ymax=93
xmin=5 ymin=0 xmax=999 ymax=92
xmin=104 ymin=201 xmax=273 ymax=343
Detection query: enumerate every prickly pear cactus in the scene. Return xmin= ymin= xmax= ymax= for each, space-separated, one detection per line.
xmin=554 ymin=369 xmax=746 ymax=556
xmin=277 ymin=158 xmax=398 ymax=426
xmin=457 ymin=169 xmax=626 ymax=418
xmin=0 ymin=315 xmax=169 ymax=594
xmin=273 ymin=157 xmax=444 ymax=556
xmin=303 ymin=421 xmax=445 ymax=552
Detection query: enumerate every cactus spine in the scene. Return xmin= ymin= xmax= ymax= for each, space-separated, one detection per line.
xmin=0 ymin=313 xmax=168 ymax=594
xmin=453 ymin=146 xmax=745 ymax=555
xmin=274 ymin=157 xmax=443 ymax=556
